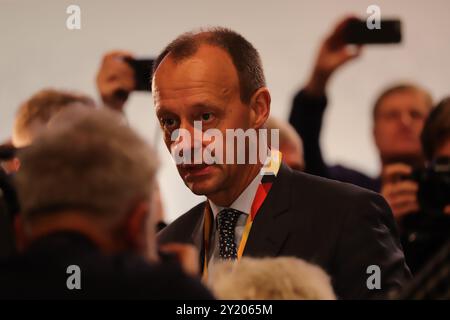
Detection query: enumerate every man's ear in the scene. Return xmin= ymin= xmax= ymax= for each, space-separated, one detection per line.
xmin=14 ymin=214 xmax=27 ymax=252
xmin=125 ymin=201 xmax=150 ymax=250
xmin=249 ymin=87 xmax=271 ymax=129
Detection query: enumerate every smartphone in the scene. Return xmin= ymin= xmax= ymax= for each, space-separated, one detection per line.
xmin=344 ymin=19 xmax=402 ymax=44
xmin=124 ymin=58 xmax=155 ymax=92
xmin=0 ymin=145 xmax=17 ymax=161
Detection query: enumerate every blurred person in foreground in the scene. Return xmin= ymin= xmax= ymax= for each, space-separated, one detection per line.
xmin=289 ymin=18 xmax=433 ymax=222
xmin=5 ymin=87 xmax=166 ymax=230
xmin=0 ymin=89 xmax=96 ymax=259
xmin=149 ymin=27 xmax=410 ymax=299
xmin=208 ymin=257 xmax=336 ymax=300
xmin=0 ymin=108 xmax=212 ymax=299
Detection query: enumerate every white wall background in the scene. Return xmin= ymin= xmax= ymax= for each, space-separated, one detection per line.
xmin=1 ymin=0 xmax=449 ymax=222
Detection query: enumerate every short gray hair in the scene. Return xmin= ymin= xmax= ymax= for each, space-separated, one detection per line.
xmin=15 ymin=108 xmax=158 ymax=227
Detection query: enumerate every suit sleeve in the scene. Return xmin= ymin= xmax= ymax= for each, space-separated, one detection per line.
xmin=288 ymin=89 xmax=330 ymax=177
xmin=333 ymin=191 xmax=412 ymax=299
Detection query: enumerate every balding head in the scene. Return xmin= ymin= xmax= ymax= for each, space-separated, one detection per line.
xmin=265 ymin=117 xmax=304 ymax=171
xmin=153 ymin=27 xmax=266 ymax=104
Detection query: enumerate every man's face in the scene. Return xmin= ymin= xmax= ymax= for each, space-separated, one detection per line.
xmin=374 ymin=90 xmax=430 ymax=164
xmin=153 ymin=45 xmax=258 ymax=200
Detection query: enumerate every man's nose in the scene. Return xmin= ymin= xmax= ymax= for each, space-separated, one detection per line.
xmin=171 ymin=121 xmax=203 ymax=158
xmin=399 ymin=112 xmax=413 ymax=127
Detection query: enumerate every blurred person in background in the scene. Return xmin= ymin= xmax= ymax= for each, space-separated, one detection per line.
xmin=0 ymin=108 xmax=212 ymax=299
xmin=1 ymin=89 xmax=95 ymax=174
xmin=289 ymin=17 xmax=433 ymax=222
xmin=96 ymin=53 xmax=167 ymax=229
xmin=96 ymin=51 xmax=136 ymax=113
xmin=12 ymin=88 xmax=96 ymax=149
xmin=395 ymin=97 xmax=450 ymax=274
xmin=265 ymin=117 xmax=305 ymax=171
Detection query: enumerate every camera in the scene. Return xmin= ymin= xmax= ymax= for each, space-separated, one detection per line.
xmin=412 ymin=157 xmax=450 ymax=216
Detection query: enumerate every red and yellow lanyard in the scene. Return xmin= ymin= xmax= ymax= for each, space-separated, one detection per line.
xmin=202 ymin=150 xmax=282 ymax=280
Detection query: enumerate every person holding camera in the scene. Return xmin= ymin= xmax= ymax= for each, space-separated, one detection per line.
xmin=395 ymin=97 xmax=450 ymax=274
xmin=289 ymin=17 xmax=433 ymax=220
xmin=420 ymin=97 xmax=450 ymax=215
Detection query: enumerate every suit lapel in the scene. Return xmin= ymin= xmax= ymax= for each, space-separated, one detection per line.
xmin=189 ymin=202 xmax=209 ymax=271
xmin=190 ymin=202 xmax=206 ymax=250
xmin=243 ymin=163 xmax=293 ymax=257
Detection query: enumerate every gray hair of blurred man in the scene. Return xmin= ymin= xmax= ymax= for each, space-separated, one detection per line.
xmin=265 ymin=117 xmax=304 ymax=171
xmin=15 ymin=107 xmax=159 ymax=255
xmin=208 ymin=257 xmax=336 ymax=300
xmin=12 ymin=88 xmax=96 ymax=148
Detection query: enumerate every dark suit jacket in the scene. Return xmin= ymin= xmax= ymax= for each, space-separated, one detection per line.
xmin=158 ymin=163 xmax=411 ymax=299
xmin=0 ymin=231 xmax=213 ymax=299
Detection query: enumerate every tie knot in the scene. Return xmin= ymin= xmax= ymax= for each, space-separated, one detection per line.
xmin=216 ymin=208 xmax=242 ymax=260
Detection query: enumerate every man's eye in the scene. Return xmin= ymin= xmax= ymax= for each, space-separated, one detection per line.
xmin=161 ymin=118 xmax=178 ymax=129
xmin=383 ymin=112 xmax=399 ymax=120
xmin=411 ymin=110 xmax=425 ymax=120
xmin=201 ymin=112 xmax=214 ymax=122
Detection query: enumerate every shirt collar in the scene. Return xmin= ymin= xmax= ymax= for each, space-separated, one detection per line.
xmin=208 ymin=171 xmax=263 ymax=218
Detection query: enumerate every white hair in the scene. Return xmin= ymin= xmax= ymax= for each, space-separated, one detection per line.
xmin=208 ymin=257 xmax=336 ymax=300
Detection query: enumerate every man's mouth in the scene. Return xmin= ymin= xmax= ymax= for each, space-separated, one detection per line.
xmin=179 ymin=163 xmax=213 ymax=180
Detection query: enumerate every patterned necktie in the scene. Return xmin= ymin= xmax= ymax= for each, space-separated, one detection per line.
xmin=217 ymin=208 xmax=242 ymax=260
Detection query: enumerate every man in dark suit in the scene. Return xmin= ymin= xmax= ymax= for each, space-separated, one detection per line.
xmin=0 ymin=108 xmax=212 ymax=299
xmin=153 ymin=27 xmax=411 ymax=299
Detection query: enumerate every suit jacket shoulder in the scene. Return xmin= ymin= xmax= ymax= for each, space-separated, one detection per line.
xmin=158 ymin=201 xmax=205 ymax=246
xmin=276 ymin=167 xmax=411 ymax=299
